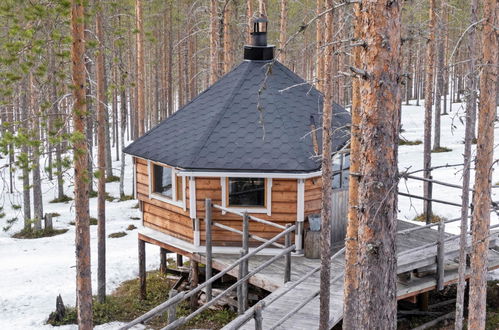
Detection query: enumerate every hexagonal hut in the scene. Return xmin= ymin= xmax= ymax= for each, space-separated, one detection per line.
xmin=123 ymin=18 xmax=351 ymax=266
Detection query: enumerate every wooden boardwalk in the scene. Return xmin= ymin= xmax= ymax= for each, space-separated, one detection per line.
xmin=199 ymin=220 xmax=499 ymax=330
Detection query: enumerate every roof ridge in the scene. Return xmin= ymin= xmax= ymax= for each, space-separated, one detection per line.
xmin=188 ymin=61 xmax=253 ymax=166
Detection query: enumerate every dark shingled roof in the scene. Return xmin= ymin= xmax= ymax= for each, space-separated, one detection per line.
xmin=124 ymin=60 xmax=350 ymax=173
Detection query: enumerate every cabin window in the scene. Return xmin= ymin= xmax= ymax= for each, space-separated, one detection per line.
xmin=332 ymin=153 xmax=350 ymax=189
xmin=150 ymin=163 xmax=185 ymax=205
xmin=153 ymin=165 xmax=173 ymax=198
xmin=228 ymin=178 xmax=266 ymax=207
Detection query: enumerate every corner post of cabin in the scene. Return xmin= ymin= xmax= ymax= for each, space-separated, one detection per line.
xmin=295 ymin=178 xmax=305 ymax=255
xmin=138 ymin=238 xmax=146 ymax=299
xmin=205 ymin=198 xmax=213 ymax=302
xmin=284 ymin=223 xmax=292 ymax=283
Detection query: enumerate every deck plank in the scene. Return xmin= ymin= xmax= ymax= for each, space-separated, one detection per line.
xmin=215 ymin=222 xmax=499 ymax=329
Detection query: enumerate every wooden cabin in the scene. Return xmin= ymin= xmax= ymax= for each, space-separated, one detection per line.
xmin=124 ymin=18 xmax=351 ymax=258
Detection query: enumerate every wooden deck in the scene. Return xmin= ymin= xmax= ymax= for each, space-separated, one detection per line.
xmin=193 ymin=220 xmax=499 ymax=330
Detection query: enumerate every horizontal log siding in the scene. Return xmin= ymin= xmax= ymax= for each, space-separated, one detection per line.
xmin=135 ymin=157 xmax=193 ymax=242
xmin=304 ymin=177 xmax=322 ymax=217
xmin=196 ymin=178 xmax=298 ymax=246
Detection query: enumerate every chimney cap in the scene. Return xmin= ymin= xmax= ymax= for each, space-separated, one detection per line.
xmin=251 ymin=16 xmax=268 ymax=34
xmin=244 ymin=14 xmax=274 ymax=60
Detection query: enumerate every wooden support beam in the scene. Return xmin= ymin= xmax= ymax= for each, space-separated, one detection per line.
xmin=139 ymin=239 xmax=146 ymax=300
xmin=160 ymin=247 xmax=167 ymax=274
xmin=417 ymin=292 xmax=429 ymax=311
xmin=176 ymin=254 xmax=183 ymax=268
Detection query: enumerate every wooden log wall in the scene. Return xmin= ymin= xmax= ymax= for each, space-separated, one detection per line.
xmin=135 ymin=157 xmax=193 ymax=242
xmin=304 ymin=177 xmax=322 ymax=217
xmin=195 ymin=178 xmax=298 ymax=246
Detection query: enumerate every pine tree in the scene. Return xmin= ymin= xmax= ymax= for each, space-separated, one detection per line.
xmin=348 ymin=0 xmax=401 ymax=328
xmin=468 ymin=0 xmax=497 ymax=327
xmin=71 ymin=0 xmax=93 ymax=327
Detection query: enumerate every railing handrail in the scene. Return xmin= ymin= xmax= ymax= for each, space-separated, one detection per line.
xmin=162 ymin=244 xmax=296 ymax=330
xmin=212 ymin=203 xmax=287 ymax=230
xmin=211 ymin=220 xmax=285 ymax=248
xmin=120 ymin=208 xmax=296 ymax=330
xmin=230 ymin=220 xmax=499 ymax=329
xmin=222 ymin=247 xmax=346 ymax=329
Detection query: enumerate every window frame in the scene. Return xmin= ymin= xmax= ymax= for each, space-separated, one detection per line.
xmin=221 ymin=177 xmax=272 ymax=215
xmin=332 ymin=153 xmax=350 ymax=189
xmin=148 ymin=161 xmax=186 ymax=209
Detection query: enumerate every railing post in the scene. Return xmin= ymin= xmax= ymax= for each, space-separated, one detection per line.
xmin=205 ymin=198 xmax=213 ymax=302
xmin=425 ymin=175 xmax=433 ymax=224
xmin=295 ymin=220 xmax=304 ymax=255
xmin=254 ymin=302 xmax=265 ymax=330
xmin=167 ymin=289 xmax=178 ymax=324
xmin=237 ymin=250 xmax=246 ymax=314
xmin=240 ymin=213 xmax=250 ymax=312
xmin=284 ymin=224 xmax=292 ymax=283
xmin=437 ymin=215 xmax=445 ymax=290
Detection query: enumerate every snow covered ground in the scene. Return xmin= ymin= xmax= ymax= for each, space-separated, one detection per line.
xmin=0 ymin=99 xmax=497 ymax=329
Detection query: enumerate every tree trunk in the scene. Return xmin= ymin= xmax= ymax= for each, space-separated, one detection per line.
xmin=223 ymin=0 xmax=233 ymax=74
xmin=342 ymin=1 xmax=362 ymax=328
xmin=455 ymin=7 xmax=479 ymax=326
xmin=319 ymin=2 xmax=334 ymax=328
xmin=433 ymin=5 xmax=444 ymax=150
xmin=136 ymin=0 xmax=145 ymax=136
xmin=95 ymin=0 xmax=107 ymax=303
xmin=71 ymin=1 xmax=93 ymax=328
xmin=258 ymin=0 xmax=267 ymax=16
xmin=316 ymin=0 xmax=325 ymax=92
xmin=423 ymin=0 xmax=437 ymax=223
xmin=468 ymin=1 xmax=497 ymax=327
xmin=246 ymin=0 xmax=253 ymax=44
xmin=84 ymin=50 xmax=94 ymax=195
xmin=353 ymin=0 xmax=401 ymax=328
xmin=29 ymin=74 xmax=43 ymax=230
xmin=278 ymin=0 xmax=287 ymax=65
xmin=209 ymin=0 xmax=219 ymax=85
xmin=20 ymin=81 xmax=31 ymax=230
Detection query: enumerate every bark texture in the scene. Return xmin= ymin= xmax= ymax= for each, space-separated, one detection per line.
xmin=209 ymin=0 xmax=219 ymax=85
xmin=454 ymin=0 xmax=478 ymax=327
xmin=468 ymin=1 xmax=498 ymax=328
xmin=423 ymin=0 xmax=437 ymax=223
xmin=278 ymin=0 xmax=288 ymax=64
xmin=342 ymin=1 xmax=362 ymax=328
xmin=95 ymin=0 xmax=107 ymax=303
xmin=135 ymin=0 xmax=145 ymax=136
xmin=354 ymin=0 xmax=401 ymax=328
xmin=71 ymin=0 xmax=93 ymax=328
xmin=319 ymin=1 xmax=334 ymax=328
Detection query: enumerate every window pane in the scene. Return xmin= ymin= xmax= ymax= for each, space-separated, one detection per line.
xmin=228 ymin=178 xmax=265 ymax=207
xmin=332 ymin=173 xmax=341 ymax=189
xmin=153 ymin=165 xmax=172 ymax=198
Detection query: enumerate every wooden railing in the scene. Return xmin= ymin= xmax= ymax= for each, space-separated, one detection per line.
xmin=224 ymin=218 xmax=499 ymax=330
xmin=120 ymin=198 xmax=298 ymax=330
